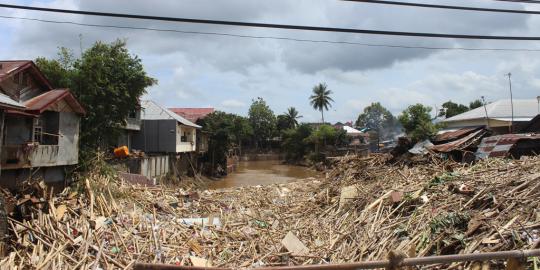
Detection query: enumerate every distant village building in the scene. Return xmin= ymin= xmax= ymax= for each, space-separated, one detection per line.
xmin=0 ymin=61 xmax=85 ymax=187
xmin=442 ymin=99 xmax=539 ymax=134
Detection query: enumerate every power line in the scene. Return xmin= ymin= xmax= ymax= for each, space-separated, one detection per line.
xmin=2 ymin=14 xmax=540 ymax=52
xmin=342 ymin=0 xmax=540 ymax=14
xmin=492 ymin=0 xmax=540 ymax=4
xmin=1 ymin=3 xmax=540 ymax=40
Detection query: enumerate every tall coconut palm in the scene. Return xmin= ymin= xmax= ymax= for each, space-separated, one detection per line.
xmin=309 ymin=83 xmax=334 ymax=124
xmin=284 ymin=107 xmax=302 ymax=128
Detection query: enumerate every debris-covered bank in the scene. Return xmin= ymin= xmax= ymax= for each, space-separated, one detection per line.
xmin=1 ymin=154 xmax=540 ymax=269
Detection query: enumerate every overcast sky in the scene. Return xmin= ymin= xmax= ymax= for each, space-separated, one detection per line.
xmin=2 ymin=0 xmax=540 ymax=123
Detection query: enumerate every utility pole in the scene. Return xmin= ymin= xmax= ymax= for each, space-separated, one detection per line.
xmin=507 ymin=73 xmax=514 ymax=133
xmin=537 ymin=96 xmax=540 ymax=114
xmin=481 ymin=96 xmax=490 ymax=128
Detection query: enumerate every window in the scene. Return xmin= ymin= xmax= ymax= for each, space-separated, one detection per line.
xmin=181 ymin=131 xmax=187 ymax=142
xmin=128 ymin=109 xmax=137 ymax=119
xmin=32 ymin=118 xmax=43 ymax=143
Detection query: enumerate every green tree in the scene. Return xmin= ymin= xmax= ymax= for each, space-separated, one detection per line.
xmin=439 ymin=101 xmax=469 ymax=118
xmin=35 ymin=48 xmax=76 ymax=89
xmin=282 ymin=124 xmax=314 ymax=162
xmin=469 ymin=99 xmax=483 ymax=109
xmin=36 ymin=40 xmax=156 ymax=151
xmin=248 ymin=97 xmax=276 ymax=148
xmin=355 ymin=102 xmax=396 ymax=140
xmin=398 ymin=104 xmax=439 ymax=142
xmin=284 ymin=107 xmax=301 ymax=128
xmin=199 ymin=111 xmax=253 ymax=172
xmin=309 ymin=83 xmax=334 ymax=124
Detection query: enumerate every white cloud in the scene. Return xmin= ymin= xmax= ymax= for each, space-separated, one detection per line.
xmin=220 ymin=99 xmax=246 ymax=109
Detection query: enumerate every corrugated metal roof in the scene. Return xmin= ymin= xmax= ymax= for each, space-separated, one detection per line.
xmin=433 ymin=126 xmax=484 ymax=142
xmin=430 ymin=129 xmax=487 ymax=153
xmin=0 ymin=92 xmax=25 ymax=109
xmin=476 ymin=133 xmax=540 ymax=159
xmin=24 ymin=89 xmax=86 ymax=115
xmin=141 ymin=100 xmax=201 ymax=128
xmin=168 ymin=107 xmax=214 ymax=123
xmin=0 ymin=60 xmax=52 ymax=89
xmin=444 ymin=99 xmax=539 ymax=123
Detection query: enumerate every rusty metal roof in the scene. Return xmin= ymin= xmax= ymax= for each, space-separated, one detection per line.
xmin=168 ymin=107 xmax=214 ymax=123
xmin=0 ymin=60 xmax=52 ymax=90
xmin=24 ymin=89 xmax=86 ymax=115
xmin=434 ymin=126 xmax=484 ymax=143
xmin=476 ymin=133 xmax=540 ymax=159
xmin=430 ymin=129 xmax=487 ymax=153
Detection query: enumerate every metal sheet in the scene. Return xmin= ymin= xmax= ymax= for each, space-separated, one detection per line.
xmin=476 ymin=133 xmax=540 ymax=159
xmin=430 ymin=129 xmax=486 ymax=153
xmin=433 ymin=126 xmax=483 ymax=142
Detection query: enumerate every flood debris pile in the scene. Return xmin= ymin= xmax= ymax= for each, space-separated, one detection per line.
xmin=1 ymin=154 xmax=540 ymax=269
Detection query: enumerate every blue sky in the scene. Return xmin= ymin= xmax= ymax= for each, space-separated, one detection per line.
xmin=2 ymin=0 xmax=540 ymax=123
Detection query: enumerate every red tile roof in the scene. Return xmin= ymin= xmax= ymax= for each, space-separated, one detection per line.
xmin=168 ymin=107 xmax=214 ymax=123
xmin=0 ymin=60 xmax=52 ymax=90
xmin=24 ymin=89 xmax=86 ymax=115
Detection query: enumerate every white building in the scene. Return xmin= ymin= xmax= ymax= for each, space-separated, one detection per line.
xmin=443 ymin=99 xmax=539 ymax=134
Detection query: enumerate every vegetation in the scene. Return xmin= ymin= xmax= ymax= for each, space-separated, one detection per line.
xmin=355 ymin=102 xmax=398 ymax=140
xmin=281 ymin=124 xmax=314 ymax=162
xmin=398 ymin=104 xmax=439 ymax=142
xmin=469 ymin=99 xmax=483 ymax=110
xmin=248 ymin=97 xmax=276 ymax=149
xmin=198 ymin=111 xmax=253 ymax=172
xmin=438 ymin=99 xmax=485 ymax=118
xmin=438 ymin=101 xmax=469 ymax=118
xmin=36 ymin=40 xmax=156 ymax=152
xmin=309 ymin=83 xmax=334 ymax=124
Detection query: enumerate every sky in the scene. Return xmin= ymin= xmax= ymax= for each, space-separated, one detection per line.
xmin=2 ymin=0 xmax=540 ymax=123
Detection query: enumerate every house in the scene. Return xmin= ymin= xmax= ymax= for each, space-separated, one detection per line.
xmin=0 ymin=61 xmax=85 ymax=187
xmin=442 ymin=99 xmax=539 ymax=134
xmin=133 ymin=101 xmax=201 ymax=153
xmin=168 ymin=107 xmax=214 ymax=123
xmin=169 ymin=107 xmax=213 ymax=153
xmin=117 ymin=104 xmax=142 ymax=150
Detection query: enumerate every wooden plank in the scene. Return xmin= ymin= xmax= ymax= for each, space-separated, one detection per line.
xmin=281 ymin=231 xmax=309 ymax=256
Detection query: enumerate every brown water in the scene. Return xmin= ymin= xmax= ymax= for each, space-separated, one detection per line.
xmin=207 ymin=160 xmax=318 ymax=189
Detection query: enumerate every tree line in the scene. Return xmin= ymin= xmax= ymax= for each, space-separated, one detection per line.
xmin=34 ymin=39 xmax=486 ymax=171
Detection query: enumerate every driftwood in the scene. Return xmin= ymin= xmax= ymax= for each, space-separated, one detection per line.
xmin=0 ymin=153 xmax=539 ymax=269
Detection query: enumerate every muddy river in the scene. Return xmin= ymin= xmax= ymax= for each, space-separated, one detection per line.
xmin=207 ymin=160 xmax=318 ymax=189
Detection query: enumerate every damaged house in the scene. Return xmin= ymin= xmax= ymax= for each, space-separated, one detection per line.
xmin=0 ymin=61 xmax=85 ymax=187
xmin=123 ymin=100 xmax=201 ymax=182
xmin=415 ymin=98 xmax=540 ymax=162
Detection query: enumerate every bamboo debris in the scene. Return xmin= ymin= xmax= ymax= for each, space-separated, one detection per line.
xmin=1 ymin=154 xmax=540 ymax=269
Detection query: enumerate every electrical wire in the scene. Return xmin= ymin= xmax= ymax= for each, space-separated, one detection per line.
xmin=491 ymin=0 xmax=540 ymax=4
xmin=342 ymin=0 xmax=540 ymax=14
xmin=2 ymin=15 xmax=540 ymax=52
xmin=1 ymin=3 xmax=540 ymax=40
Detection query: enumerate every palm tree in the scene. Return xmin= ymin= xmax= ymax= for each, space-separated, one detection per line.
xmin=284 ymin=107 xmax=302 ymax=128
xmin=309 ymin=83 xmax=334 ymax=124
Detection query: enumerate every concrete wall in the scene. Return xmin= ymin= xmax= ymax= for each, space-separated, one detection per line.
xmin=1 ymin=111 xmax=79 ymax=169
xmin=126 ymin=155 xmax=170 ymax=180
xmin=57 ymin=112 xmax=79 ymax=165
